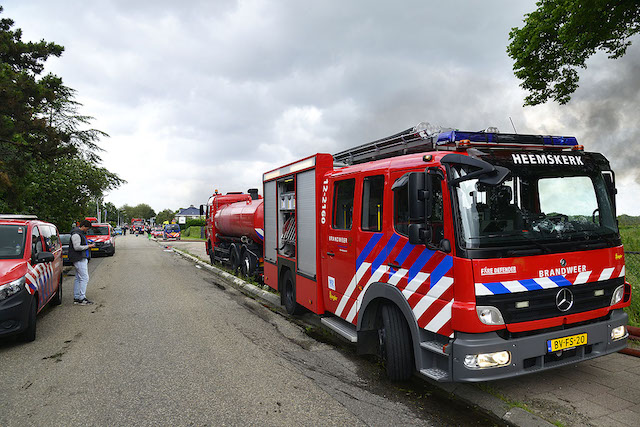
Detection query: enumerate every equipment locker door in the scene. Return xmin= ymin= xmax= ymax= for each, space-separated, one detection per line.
xmin=324 ymin=177 xmax=358 ymax=321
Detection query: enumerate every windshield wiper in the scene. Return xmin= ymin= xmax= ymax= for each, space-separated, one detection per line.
xmin=481 ymin=231 xmax=553 ymax=254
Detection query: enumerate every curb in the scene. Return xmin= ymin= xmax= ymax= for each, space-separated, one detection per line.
xmin=166 ymin=244 xmax=554 ymax=427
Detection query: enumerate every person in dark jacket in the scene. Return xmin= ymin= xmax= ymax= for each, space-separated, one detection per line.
xmin=69 ymin=220 xmax=96 ymax=305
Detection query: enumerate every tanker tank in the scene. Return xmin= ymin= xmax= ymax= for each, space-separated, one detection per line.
xmin=214 ymin=198 xmax=264 ymax=244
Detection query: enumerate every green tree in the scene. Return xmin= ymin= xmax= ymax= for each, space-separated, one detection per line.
xmin=508 ymin=0 xmax=640 ymax=105
xmin=0 ymin=6 xmax=123 ymax=229
xmin=155 ymin=209 xmax=176 ymax=224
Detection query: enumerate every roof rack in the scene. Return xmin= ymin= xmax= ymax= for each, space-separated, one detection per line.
xmin=0 ymin=214 xmax=38 ymax=220
xmin=333 ymin=122 xmax=448 ymax=166
xmin=333 ymin=123 xmax=582 ymax=165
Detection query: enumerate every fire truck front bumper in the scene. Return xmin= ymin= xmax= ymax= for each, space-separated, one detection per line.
xmin=450 ymin=309 xmax=628 ymax=382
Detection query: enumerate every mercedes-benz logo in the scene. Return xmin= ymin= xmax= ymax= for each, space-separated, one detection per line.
xmin=556 ymin=288 xmax=574 ymax=312
xmin=560 ymin=259 xmax=567 ymax=267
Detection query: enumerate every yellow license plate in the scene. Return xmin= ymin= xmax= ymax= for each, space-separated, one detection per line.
xmin=91 ymin=247 xmax=99 ymax=251
xmin=62 ymin=255 xmax=68 ymax=258
xmin=547 ymin=333 xmax=587 ymax=352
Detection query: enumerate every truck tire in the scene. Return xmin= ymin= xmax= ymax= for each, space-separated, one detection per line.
xmin=51 ymin=274 xmax=63 ymax=306
xmin=379 ymin=304 xmax=413 ymax=381
xmin=241 ymin=251 xmax=256 ymax=278
xmin=283 ymin=270 xmax=302 ymax=315
xmin=229 ymin=244 xmax=240 ymax=273
xmin=19 ymin=297 xmax=37 ymax=342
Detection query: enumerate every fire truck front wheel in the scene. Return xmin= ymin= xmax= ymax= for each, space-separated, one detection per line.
xmin=379 ymin=304 xmax=413 ymax=381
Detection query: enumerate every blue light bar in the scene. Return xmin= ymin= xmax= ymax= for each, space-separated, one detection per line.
xmin=436 ymin=131 xmax=578 ymax=147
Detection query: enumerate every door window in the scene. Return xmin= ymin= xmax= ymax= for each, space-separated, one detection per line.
xmin=361 ymin=175 xmax=384 ymax=232
xmin=31 ymin=226 xmax=42 ymax=258
xmin=332 ymin=179 xmax=355 ymax=230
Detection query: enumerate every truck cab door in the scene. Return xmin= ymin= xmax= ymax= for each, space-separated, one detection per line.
xmin=323 ymin=177 xmax=358 ymax=321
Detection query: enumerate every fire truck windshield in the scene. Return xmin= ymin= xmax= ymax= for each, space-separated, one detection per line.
xmin=449 ymin=158 xmax=618 ymax=255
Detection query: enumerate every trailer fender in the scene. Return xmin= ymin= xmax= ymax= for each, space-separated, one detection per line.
xmin=356 ymin=282 xmax=421 ymax=367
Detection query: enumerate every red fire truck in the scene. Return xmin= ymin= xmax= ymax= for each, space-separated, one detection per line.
xmin=203 ymin=189 xmax=264 ymax=278
xmin=131 ymin=218 xmax=144 ymax=234
xmin=210 ymin=123 xmax=631 ymax=382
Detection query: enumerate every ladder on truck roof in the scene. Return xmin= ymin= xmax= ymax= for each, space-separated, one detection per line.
xmin=333 ymin=122 xmax=446 ymax=166
xmin=333 ymin=122 xmax=581 ymax=166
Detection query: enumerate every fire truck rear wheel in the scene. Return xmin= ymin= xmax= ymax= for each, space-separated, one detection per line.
xmin=19 ymin=297 xmax=37 ymax=342
xmin=283 ymin=270 xmax=302 ymax=315
xmin=229 ymin=244 xmax=240 ymax=273
xmin=379 ymin=304 xmax=413 ymax=381
xmin=241 ymin=251 xmax=256 ymax=278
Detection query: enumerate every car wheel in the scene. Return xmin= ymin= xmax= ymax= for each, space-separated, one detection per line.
xmin=51 ymin=274 xmax=63 ymax=306
xmin=19 ymin=297 xmax=37 ymax=342
xmin=378 ymin=304 xmax=413 ymax=381
xmin=283 ymin=270 xmax=302 ymax=315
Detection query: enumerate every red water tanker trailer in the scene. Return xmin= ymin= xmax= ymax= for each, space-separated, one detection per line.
xmin=202 ymin=189 xmax=264 ymax=277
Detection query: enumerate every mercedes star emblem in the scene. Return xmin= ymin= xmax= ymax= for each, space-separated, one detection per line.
xmin=556 ymin=288 xmax=574 ymax=312
xmin=560 ymin=259 xmax=567 ymax=267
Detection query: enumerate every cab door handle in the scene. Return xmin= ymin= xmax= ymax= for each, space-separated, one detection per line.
xmin=387 ymin=262 xmax=401 ymax=269
xmin=327 ymin=251 xmax=335 ymax=257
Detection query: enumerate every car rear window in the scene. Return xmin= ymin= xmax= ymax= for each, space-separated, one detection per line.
xmin=0 ymin=225 xmax=28 ymax=259
xmin=87 ymin=226 xmax=109 ymax=236
xmin=60 ymin=234 xmax=71 ymax=245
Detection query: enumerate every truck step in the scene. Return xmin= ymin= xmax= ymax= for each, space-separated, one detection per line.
xmin=320 ymin=316 xmax=358 ymax=343
xmin=419 ymin=368 xmax=449 ymax=382
xmin=420 ymin=340 xmax=448 ymax=356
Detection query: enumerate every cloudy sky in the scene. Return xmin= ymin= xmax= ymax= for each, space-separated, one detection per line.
xmin=5 ymin=1 xmax=640 ymax=215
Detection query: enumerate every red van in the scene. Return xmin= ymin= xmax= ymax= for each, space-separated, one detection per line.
xmin=85 ymin=223 xmax=116 ymax=256
xmin=0 ymin=215 xmax=63 ymax=342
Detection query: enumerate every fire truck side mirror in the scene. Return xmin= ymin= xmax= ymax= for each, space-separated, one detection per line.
xmin=408 ymin=172 xmax=430 ymax=222
xmin=408 ymin=224 xmax=431 ymax=245
xmin=602 ymin=171 xmax=616 ymax=212
xmin=199 ymin=205 xmax=204 ymax=216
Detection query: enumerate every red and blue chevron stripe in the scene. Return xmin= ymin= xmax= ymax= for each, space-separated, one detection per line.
xmin=334 ymin=232 xmax=455 ymax=337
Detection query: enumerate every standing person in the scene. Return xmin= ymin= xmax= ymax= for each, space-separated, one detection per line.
xmin=123 ymin=225 xmax=127 ymax=235
xmin=69 ymin=219 xmax=96 ymax=305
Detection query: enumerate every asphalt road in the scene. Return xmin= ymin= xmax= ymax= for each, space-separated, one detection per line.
xmin=0 ymin=234 xmax=495 ymax=426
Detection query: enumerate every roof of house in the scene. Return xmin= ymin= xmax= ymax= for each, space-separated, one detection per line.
xmin=176 ymin=205 xmax=200 ymax=216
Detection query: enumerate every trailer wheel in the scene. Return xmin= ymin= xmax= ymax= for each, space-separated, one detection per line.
xmin=283 ymin=270 xmax=302 ymax=315
xmin=378 ymin=304 xmax=413 ymax=381
xmin=229 ymin=244 xmax=240 ymax=273
xmin=240 ymin=251 xmax=256 ymax=278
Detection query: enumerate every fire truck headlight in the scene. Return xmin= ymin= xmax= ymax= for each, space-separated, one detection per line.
xmin=611 ymin=285 xmax=624 ymax=306
xmin=476 ymin=306 xmax=505 ymax=325
xmin=0 ymin=277 xmax=25 ymax=301
xmin=464 ymin=351 xmax=511 ymax=369
xmin=611 ymin=325 xmax=626 ymax=341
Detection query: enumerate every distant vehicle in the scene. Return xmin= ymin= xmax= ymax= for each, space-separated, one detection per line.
xmin=131 ymin=218 xmax=144 ymax=235
xmin=0 ymin=214 xmax=63 ymax=342
xmin=85 ymin=223 xmax=116 ymax=256
xmin=151 ymin=227 xmax=163 ymax=238
xmin=114 ymin=227 xmax=123 ymax=235
xmin=60 ymin=233 xmax=72 ymax=266
xmin=163 ymin=224 xmax=181 ymax=240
